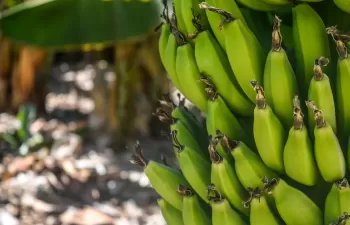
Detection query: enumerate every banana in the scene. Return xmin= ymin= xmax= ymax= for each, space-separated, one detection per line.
xmin=129 ymin=142 xmax=189 ymax=211
xmin=172 ymin=131 xmax=211 ymax=203
xmin=215 ymin=132 xmax=278 ymax=189
xmin=173 ymin=0 xmax=187 ymax=37
xmin=308 ymin=56 xmax=337 ymax=135
xmin=260 ymin=0 xmax=290 ymax=7
xmin=325 ymin=178 xmax=350 ymax=225
xmin=264 ymin=178 xmax=323 ymax=225
xmin=174 ymin=25 xmax=208 ymax=112
xmin=293 ymin=3 xmax=331 ymax=96
xmin=306 ymin=100 xmax=346 ymax=182
xmin=164 ymin=30 xmax=183 ymax=91
xmin=158 ymin=1 xmax=171 ymax=67
xmin=192 ymin=19 xmax=254 ymax=116
xmin=334 ymin=0 xmax=350 ymax=14
xmin=251 ymin=80 xmax=287 ymax=174
xmin=205 ymin=86 xmax=254 ymax=149
xmin=210 ymin=134 xmax=234 ymax=164
xmin=177 ymin=185 xmax=211 ymax=225
xmin=263 ymin=15 xmax=298 ymax=130
xmin=180 ymin=0 xmax=209 ymax=37
xmin=334 ymin=38 xmax=350 ymax=143
xmin=171 ymin=119 xmax=209 ymax=160
xmin=244 ymin=188 xmax=283 ymax=225
xmin=202 ymin=0 xmax=246 ymax=50
xmin=208 ymin=184 xmax=248 ymax=225
xmin=209 ymin=141 xmax=249 ymax=215
xmin=231 ymin=0 xmax=283 ymax=12
xmin=199 ymin=3 xmax=266 ymax=102
xmin=158 ymin=198 xmax=184 ymax=225
xmin=284 ymin=96 xmax=319 ymax=186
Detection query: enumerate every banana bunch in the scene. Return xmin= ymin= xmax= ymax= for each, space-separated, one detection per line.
xmin=130 ymin=0 xmax=350 ymax=224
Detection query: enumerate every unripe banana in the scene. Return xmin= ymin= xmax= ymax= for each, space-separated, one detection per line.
xmin=174 ymin=29 xmax=207 ymax=112
xmin=260 ymin=0 xmax=290 ymax=6
xmin=263 ymin=15 xmax=298 ymax=130
xmin=208 ymin=184 xmax=248 ymax=225
xmin=333 ymin=38 xmax=350 ymax=143
xmin=306 ymin=100 xmax=346 ymax=182
xmin=293 ymin=3 xmax=331 ymax=96
xmin=164 ymin=32 xmax=183 ymax=91
xmin=251 ymin=80 xmax=286 ymax=174
xmin=171 ymin=119 xmax=209 ymax=160
xmin=202 ymin=0 xmax=246 ymax=50
xmin=308 ymin=56 xmax=337 ymax=135
xmin=180 ymin=0 xmax=209 ymax=37
xmin=129 ymin=142 xmax=189 ymax=211
xmin=158 ymin=1 xmax=171 ymax=67
xmin=173 ymin=0 xmax=187 ymax=37
xmin=209 ymin=141 xmax=249 ymax=215
xmin=264 ymin=178 xmax=323 ymax=225
xmin=231 ymin=0 xmax=283 ymax=11
xmin=284 ymin=96 xmax=319 ymax=186
xmin=215 ymin=132 xmax=278 ymax=189
xmin=158 ymin=198 xmax=184 ymax=225
xmin=334 ymin=0 xmax=350 ymax=13
xmin=205 ymin=87 xmax=254 ymax=148
xmin=177 ymin=185 xmax=211 ymax=225
xmin=200 ymin=3 xmax=266 ymax=102
xmin=325 ymin=178 xmax=350 ymax=225
xmin=244 ymin=188 xmax=283 ymax=225
xmin=193 ymin=24 xmax=254 ymax=116
xmin=172 ymin=132 xmax=211 ymax=203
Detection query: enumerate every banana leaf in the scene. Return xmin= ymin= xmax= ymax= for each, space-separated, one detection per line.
xmin=0 ymin=0 xmax=162 ymax=48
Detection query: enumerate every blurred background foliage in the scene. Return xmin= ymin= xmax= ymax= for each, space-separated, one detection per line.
xmin=0 ymin=0 xmax=172 ymax=149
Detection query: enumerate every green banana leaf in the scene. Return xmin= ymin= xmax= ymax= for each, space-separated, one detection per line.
xmin=0 ymin=0 xmax=162 ymax=48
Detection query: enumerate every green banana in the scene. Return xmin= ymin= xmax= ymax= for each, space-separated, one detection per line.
xmin=208 ymin=184 xmax=248 ymax=225
xmin=209 ymin=141 xmax=249 ymax=215
xmin=263 ymin=15 xmax=298 ymax=130
xmin=192 ymin=21 xmax=254 ymax=116
xmin=293 ymin=3 xmax=331 ymax=96
xmin=334 ymin=0 xmax=350 ymax=13
xmin=306 ymin=101 xmax=346 ymax=182
xmin=325 ymin=178 xmax=350 ymax=225
xmin=215 ymin=132 xmax=278 ymax=189
xmin=284 ymin=96 xmax=319 ymax=186
xmin=251 ymin=80 xmax=287 ymax=174
xmin=264 ymin=178 xmax=323 ymax=225
xmin=244 ymin=188 xmax=283 ymax=225
xmin=174 ymin=27 xmax=208 ymax=112
xmin=158 ymin=198 xmax=184 ymax=225
xmin=172 ymin=132 xmax=211 ymax=203
xmin=202 ymin=0 xmax=246 ymax=50
xmin=177 ymin=185 xmax=211 ymax=225
xmin=129 ymin=142 xmax=189 ymax=211
xmin=180 ymin=0 xmax=209 ymax=36
xmin=158 ymin=1 xmax=171 ymax=67
xmin=199 ymin=3 xmax=266 ymax=102
xmin=334 ymin=38 xmax=350 ymax=143
xmin=164 ymin=31 xmax=183 ymax=92
xmin=205 ymin=87 xmax=254 ymax=149
xmin=260 ymin=0 xmax=290 ymax=6
xmin=171 ymin=118 xmax=209 ymax=160
xmin=231 ymin=0 xmax=283 ymax=12
xmin=173 ymin=0 xmax=187 ymax=36
xmin=308 ymin=56 xmax=337 ymax=135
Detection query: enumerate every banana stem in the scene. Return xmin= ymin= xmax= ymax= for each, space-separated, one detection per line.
xmin=332 ymin=212 xmax=350 ymax=225
xmin=199 ymin=2 xmax=235 ymax=31
xmin=250 ymin=80 xmax=266 ymax=109
xmin=313 ymin=56 xmax=329 ymax=81
xmin=293 ymin=95 xmax=304 ymax=130
xmin=200 ymin=74 xmax=219 ymax=101
xmin=129 ymin=141 xmax=149 ymax=168
xmin=305 ymin=100 xmax=326 ymax=128
xmin=177 ymin=184 xmax=194 ymax=197
xmin=215 ymin=130 xmax=240 ymax=151
xmin=154 ymin=0 xmax=170 ymax=32
xmin=335 ymin=178 xmax=350 ymax=189
xmin=272 ymin=15 xmax=282 ymax=52
xmin=262 ymin=177 xmax=279 ymax=194
xmin=189 ymin=8 xmax=205 ymax=39
xmin=170 ymin=12 xmax=188 ymax=46
xmin=207 ymin=184 xmax=224 ymax=203
xmin=208 ymin=139 xmax=223 ymax=163
xmin=243 ymin=187 xmax=264 ymax=208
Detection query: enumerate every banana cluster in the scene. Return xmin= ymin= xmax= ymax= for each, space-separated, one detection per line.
xmin=131 ymin=0 xmax=350 ymax=224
